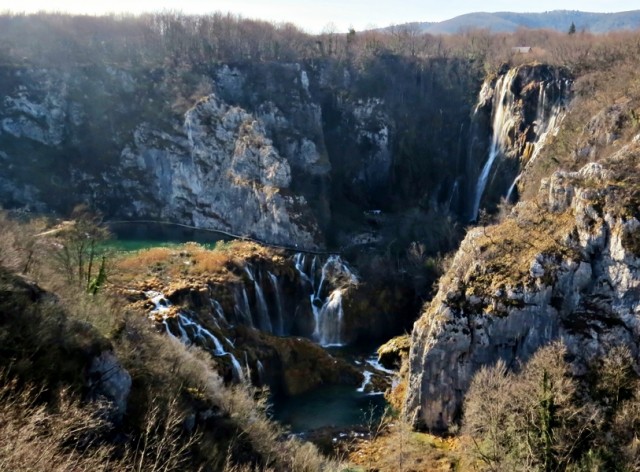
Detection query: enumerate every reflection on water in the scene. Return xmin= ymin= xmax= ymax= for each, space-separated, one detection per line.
xmin=271 ymin=384 xmax=387 ymax=433
xmin=105 ymin=222 xmax=231 ymax=251
xmin=272 ymin=346 xmax=391 ymax=433
xmin=107 ymin=222 xmax=391 ymax=434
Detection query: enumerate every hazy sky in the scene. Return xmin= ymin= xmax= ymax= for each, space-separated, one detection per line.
xmin=4 ymin=0 xmax=636 ymax=33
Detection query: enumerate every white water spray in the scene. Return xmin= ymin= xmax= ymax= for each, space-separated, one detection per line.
xmin=471 ymin=69 xmax=518 ymax=221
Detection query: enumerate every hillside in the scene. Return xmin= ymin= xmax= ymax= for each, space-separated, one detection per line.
xmin=387 ymin=10 xmax=640 ymax=34
xmin=4 ymin=11 xmax=640 ymax=472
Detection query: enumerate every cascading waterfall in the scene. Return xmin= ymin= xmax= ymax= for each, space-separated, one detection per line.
xmin=295 ymin=254 xmax=358 ymax=347
xmin=146 ymin=253 xmax=360 ymax=386
xmin=234 ymin=286 xmax=254 ymax=327
xmin=267 ymin=271 xmax=284 ymax=335
xmin=145 ymin=291 xmax=244 ymax=381
xmin=315 ymin=289 xmax=345 ymax=346
xmin=177 ymin=313 xmax=225 ymax=355
xmin=245 ymin=266 xmax=273 ymax=333
xmin=505 ymin=81 xmax=568 ymax=201
xmin=209 ymin=298 xmax=228 ymax=328
xmin=227 ymin=354 xmax=244 ymax=382
xmin=294 ymin=253 xmax=310 ymax=283
xmin=471 ymin=68 xmax=518 ymax=221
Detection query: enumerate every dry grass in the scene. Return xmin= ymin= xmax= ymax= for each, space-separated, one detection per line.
xmin=110 ymin=241 xmax=285 ymax=288
xmin=349 ymin=419 xmax=459 ymax=472
xmin=0 ymin=372 xmax=207 ymax=472
xmin=442 ymin=202 xmax=577 ymax=297
xmin=0 ymin=376 xmax=115 ymax=472
xmin=115 ymin=314 xmax=342 ymax=471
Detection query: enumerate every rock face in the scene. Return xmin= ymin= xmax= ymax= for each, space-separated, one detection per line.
xmin=120 ymin=95 xmax=319 ymax=247
xmin=405 ymin=153 xmax=640 ymax=431
xmin=87 ymin=351 xmax=132 ymax=420
xmin=0 ymin=58 xmax=482 ymax=249
xmin=466 ymin=64 xmax=572 ymax=219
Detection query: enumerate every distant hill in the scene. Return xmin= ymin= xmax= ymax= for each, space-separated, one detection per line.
xmin=383 ymin=10 xmax=640 ymax=34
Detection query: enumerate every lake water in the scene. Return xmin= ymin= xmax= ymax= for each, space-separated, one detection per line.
xmin=106 ymin=222 xmax=390 ymax=433
xmin=271 ymin=384 xmax=387 ymax=433
xmin=105 ymin=221 xmax=230 ymax=251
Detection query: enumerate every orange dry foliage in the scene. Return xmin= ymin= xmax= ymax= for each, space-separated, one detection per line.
xmin=110 ymin=241 xmax=284 ymax=289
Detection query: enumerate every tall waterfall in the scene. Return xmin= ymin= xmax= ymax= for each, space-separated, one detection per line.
xmin=470 ymin=68 xmax=570 ymax=219
xmin=505 ymin=80 xmax=568 ymax=201
xmin=471 ymin=68 xmax=518 ymax=221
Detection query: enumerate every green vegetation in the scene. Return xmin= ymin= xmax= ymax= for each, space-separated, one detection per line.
xmin=4 ymin=9 xmax=640 ymax=471
xmin=462 ymin=343 xmax=640 ymax=471
xmin=0 ymin=212 xmax=343 ymax=471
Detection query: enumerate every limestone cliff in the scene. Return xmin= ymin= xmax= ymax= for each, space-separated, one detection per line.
xmin=467 ymin=64 xmax=571 ymax=220
xmin=0 ymin=57 xmax=481 ymax=250
xmin=0 ymin=66 xmax=322 ymax=247
xmin=406 ymin=141 xmax=640 ymax=430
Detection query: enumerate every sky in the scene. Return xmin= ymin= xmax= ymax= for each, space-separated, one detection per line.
xmin=4 ymin=0 xmax=637 ymax=33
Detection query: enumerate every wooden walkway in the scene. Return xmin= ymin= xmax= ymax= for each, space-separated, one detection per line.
xmin=106 ymin=220 xmax=340 ymax=255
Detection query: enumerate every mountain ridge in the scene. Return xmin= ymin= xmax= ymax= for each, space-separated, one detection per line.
xmin=382 ymin=10 xmax=640 ymax=34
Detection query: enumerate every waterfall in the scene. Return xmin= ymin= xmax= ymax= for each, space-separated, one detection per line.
xmin=177 ymin=313 xmax=226 ymax=355
xmin=145 ymin=291 xmax=244 ymax=382
xmin=146 ymin=290 xmax=170 ymax=317
xmin=253 ymin=275 xmax=273 ymax=333
xmin=210 ymin=298 xmax=228 ymax=327
xmin=268 ymin=271 xmax=285 ymax=335
xmin=256 ymin=360 xmax=265 ymax=385
xmin=163 ymin=319 xmax=176 ymax=339
xmin=227 ymin=353 xmax=244 ymax=382
xmin=243 ymin=265 xmax=273 ymax=333
xmin=506 ymin=174 xmax=521 ymax=202
xmin=310 ymin=256 xmax=319 ymax=291
xmin=293 ymin=253 xmax=358 ymax=347
xmin=504 ymin=81 xmax=567 ymax=203
xmin=527 ymin=83 xmax=565 ymax=166
xmin=357 ymin=370 xmax=373 ymax=393
xmin=471 ymin=69 xmax=569 ymax=219
xmin=294 ymin=253 xmax=310 ymax=283
xmin=471 ymin=69 xmax=518 ymax=221
xmin=315 ymin=289 xmax=345 ymax=347
xmin=243 ymin=264 xmax=273 ymax=333
xmin=234 ymin=286 xmax=254 ymax=327
xmin=175 ymin=318 xmax=190 ymax=343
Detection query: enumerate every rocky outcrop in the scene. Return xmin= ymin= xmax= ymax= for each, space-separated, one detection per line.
xmin=377 ymin=334 xmax=411 ymax=369
xmin=87 ymin=351 xmax=132 ymax=420
xmin=467 ymin=64 xmax=572 ymax=219
xmin=119 ymin=95 xmax=320 ymax=247
xmin=0 ymin=56 xmax=484 ymax=251
xmin=0 ymin=65 xmax=326 ymax=247
xmin=405 ymin=153 xmax=640 ymax=431
xmin=0 ymin=266 xmax=131 ymax=418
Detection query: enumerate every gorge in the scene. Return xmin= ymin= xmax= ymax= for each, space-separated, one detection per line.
xmin=2 ymin=11 xmax=640 ymax=471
